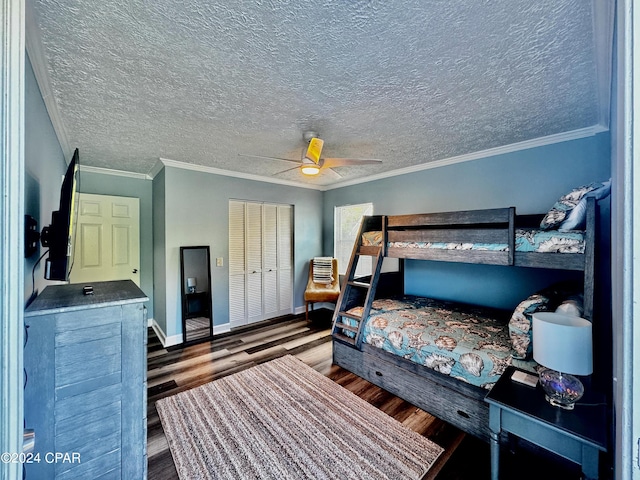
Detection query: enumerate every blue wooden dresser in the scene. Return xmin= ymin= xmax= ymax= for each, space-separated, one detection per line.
xmin=24 ymin=280 xmax=148 ymax=479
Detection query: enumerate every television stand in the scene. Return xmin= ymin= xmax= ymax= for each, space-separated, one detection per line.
xmin=24 ymin=280 xmax=148 ymax=479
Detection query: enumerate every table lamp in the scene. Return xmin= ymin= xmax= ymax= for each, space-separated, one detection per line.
xmin=532 ymin=312 xmax=593 ymax=410
xmin=187 ymin=277 xmax=197 ymax=293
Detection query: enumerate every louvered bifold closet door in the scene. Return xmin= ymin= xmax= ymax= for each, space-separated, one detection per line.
xmin=277 ymin=205 xmax=293 ymax=315
xmin=262 ymin=204 xmax=279 ymax=318
xmin=229 ymin=201 xmax=247 ymax=327
xmin=246 ymin=202 xmax=264 ymax=323
xmin=229 ymin=200 xmax=293 ymax=327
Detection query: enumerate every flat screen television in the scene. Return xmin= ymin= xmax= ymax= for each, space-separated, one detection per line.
xmin=41 ymin=148 xmax=80 ymax=281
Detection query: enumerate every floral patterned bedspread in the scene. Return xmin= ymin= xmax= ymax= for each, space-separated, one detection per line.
xmin=362 ymin=229 xmax=585 ymax=254
xmin=344 ymin=296 xmax=536 ymax=389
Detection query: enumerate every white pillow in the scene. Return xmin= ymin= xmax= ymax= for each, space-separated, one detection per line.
xmin=558 ymin=179 xmax=611 ymax=231
xmin=558 ymin=198 xmax=588 ymax=231
xmin=554 ymin=294 xmax=584 ymax=317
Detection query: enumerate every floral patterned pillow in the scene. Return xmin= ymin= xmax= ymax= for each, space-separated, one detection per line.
xmin=508 ymin=293 xmax=550 ymax=359
xmin=540 ymin=181 xmax=606 ymax=230
xmin=509 ymin=281 xmax=583 ymax=359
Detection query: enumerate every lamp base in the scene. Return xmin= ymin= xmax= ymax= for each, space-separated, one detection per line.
xmin=538 ymin=369 xmax=584 ymax=410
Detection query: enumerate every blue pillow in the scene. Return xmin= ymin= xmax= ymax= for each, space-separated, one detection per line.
xmin=558 ymin=179 xmax=611 ymax=231
xmin=540 ymin=179 xmax=611 ymax=230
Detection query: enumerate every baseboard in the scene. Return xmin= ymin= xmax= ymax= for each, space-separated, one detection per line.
xmin=149 ymin=318 xmax=182 ymax=348
xmin=150 ymin=310 xmax=318 ymax=347
xmin=213 ymin=323 xmax=231 ymax=335
xmin=149 ymin=318 xmax=166 ymax=346
xmin=295 ymin=303 xmax=335 ymax=315
xmin=150 ymin=317 xmax=232 ymax=347
xmin=163 ymin=334 xmax=183 ymax=348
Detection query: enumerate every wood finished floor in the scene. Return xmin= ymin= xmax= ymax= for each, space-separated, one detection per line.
xmin=146 ymin=311 xmax=586 ymax=480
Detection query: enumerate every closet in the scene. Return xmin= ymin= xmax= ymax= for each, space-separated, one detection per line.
xmin=229 ymin=200 xmax=293 ymax=327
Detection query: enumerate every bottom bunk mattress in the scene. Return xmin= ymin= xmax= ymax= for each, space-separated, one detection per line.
xmin=341 ymin=296 xmax=536 ymax=389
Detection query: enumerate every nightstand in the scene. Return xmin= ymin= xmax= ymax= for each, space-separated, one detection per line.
xmin=485 ymin=366 xmax=607 ymax=480
xmin=185 ymin=291 xmax=210 ymax=318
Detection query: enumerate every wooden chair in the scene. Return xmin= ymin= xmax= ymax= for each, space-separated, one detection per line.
xmin=304 ymin=258 xmax=340 ymax=321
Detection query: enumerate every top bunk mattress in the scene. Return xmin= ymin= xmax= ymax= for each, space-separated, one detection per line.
xmin=362 ymin=229 xmax=586 ymax=254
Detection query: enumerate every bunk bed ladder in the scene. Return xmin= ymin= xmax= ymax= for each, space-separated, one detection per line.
xmin=331 ymin=216 xmax=385 ymax=349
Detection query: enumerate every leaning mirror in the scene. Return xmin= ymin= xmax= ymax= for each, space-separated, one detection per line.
xmin=180 ymin=246 xmax=213 ymax=343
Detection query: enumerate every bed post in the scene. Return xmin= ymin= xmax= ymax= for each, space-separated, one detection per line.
xmin=507 ymin=207 xmax=515 ymax=265
xmin=583 ymin=197 xmax=596 ymax=321
xmin=382 ymin=214 xmax=388 ymax=257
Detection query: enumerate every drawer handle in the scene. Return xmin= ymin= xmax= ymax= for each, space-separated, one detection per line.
xmin=457 ymin=410 xmax=470 ymax=419
xmin=375 ymin=371 xmax=383 ymax=377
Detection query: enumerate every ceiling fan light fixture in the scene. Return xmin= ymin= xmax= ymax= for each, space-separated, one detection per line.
xmin=300 ymin=164 xmax=320 ymax=175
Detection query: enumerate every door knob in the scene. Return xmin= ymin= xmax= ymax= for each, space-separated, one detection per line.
xmin=132 ymin=268 xmax=138 ymax=274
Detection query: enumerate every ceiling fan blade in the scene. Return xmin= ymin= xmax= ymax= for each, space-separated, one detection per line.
xmin=322 ymin=158 xmax=383 ymax=168
xmin=238 ymin=153 xmax=301 ymax=164
xmin=272 ymin=165 xmax=302 ymax=175
xmin=325 ymin=167 xmax=343 ymax=178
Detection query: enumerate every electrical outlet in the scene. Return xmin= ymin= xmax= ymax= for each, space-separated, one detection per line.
xmin=216 ymin=257 xmax=223 ymax=267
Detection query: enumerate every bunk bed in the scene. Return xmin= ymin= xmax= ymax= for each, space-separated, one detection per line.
xmin=331 ymin=195 xmax=601 ymax=441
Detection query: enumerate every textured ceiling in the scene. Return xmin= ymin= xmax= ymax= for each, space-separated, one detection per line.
xmin=28 ymin=0 xmax=608 ymax=187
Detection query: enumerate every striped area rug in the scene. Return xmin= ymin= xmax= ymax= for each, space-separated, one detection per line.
xmin=156 ymin=355 xmax=443 ymax=480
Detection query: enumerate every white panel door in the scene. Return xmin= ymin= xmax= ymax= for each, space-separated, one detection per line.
xmin=69 ymin=193 xmax=140 ymax=286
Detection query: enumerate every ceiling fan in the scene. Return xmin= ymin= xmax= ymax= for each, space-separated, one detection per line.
xmin=238 ymin=131 xmax=383 ymax=177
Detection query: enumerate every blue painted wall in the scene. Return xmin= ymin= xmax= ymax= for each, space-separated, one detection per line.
xmin=324 ymin=132 xmax=611 ymax=311
xmin=152 ymin=168 xmax=167 ymax=333
xmin=24 ymin=54 xmax=66 ymax=304
xmin=155 ymin=166 xmax=323 ymax=339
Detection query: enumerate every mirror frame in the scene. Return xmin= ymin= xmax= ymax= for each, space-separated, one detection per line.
xmin=180 ymin=246 xmax=213 ymax=344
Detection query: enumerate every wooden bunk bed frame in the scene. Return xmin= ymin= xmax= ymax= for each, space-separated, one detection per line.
xmin=331 ymin=197 xmax=597 ymax=441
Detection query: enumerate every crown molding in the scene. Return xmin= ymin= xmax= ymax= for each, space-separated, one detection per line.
xmin=79 ymin=125 xmax=608 ymax=190
xmin=79 ymin=164 xmax=151 ymax=180
xmin=25 ymin=0 xmax=72 ymax=160
xmin=324 ymin=125 xmax=609 ymax=191
xmin=145 ymin=125 xmax=610 ymax=190
xmin=156 ymin=157 xmax=326 ymax=191
xmin=147 ymin=159 xmax=166 ymax=179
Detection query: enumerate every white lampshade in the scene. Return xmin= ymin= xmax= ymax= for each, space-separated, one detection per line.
xmin=532 ymin=312 xmax=593 ymax=376
xmin=187 ymin=277 xmax=197 ymax=288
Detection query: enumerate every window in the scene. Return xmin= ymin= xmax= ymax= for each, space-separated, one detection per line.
xmin=334 ymin=203 xmax=373 ymax=277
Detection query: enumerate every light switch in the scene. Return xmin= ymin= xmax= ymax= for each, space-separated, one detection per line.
xmin=216 ymin=257 xmax=223 ymax=267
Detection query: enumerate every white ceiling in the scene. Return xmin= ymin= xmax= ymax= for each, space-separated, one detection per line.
xmin=27 ymin=0 xmax=613 ymax=188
